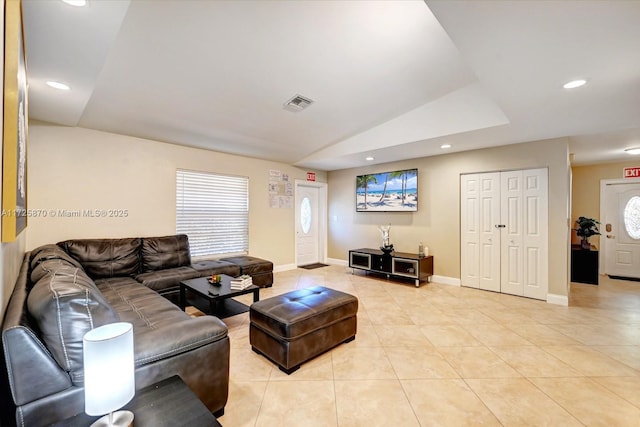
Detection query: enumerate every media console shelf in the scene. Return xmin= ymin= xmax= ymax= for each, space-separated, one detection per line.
xmin=349 ymin=248 xmax=433 ymax=287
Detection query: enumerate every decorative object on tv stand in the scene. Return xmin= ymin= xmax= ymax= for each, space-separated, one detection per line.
xmin=379 ymin=224 xmax=394 ymax=254
xmin=356 ymin=168 xmax=418 ymax=212
xmin=83 ymin=322 xmax=135 ymax=427
xmin=573 ymin=216 xmax=601 ymax=250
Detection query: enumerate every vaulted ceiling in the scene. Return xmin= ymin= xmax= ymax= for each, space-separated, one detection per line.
xmin=22 ymin=0 xmax=640 ymax=171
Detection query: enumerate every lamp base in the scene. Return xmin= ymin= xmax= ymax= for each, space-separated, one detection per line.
xmin=90 ymin=410 xmax=134 ymax=427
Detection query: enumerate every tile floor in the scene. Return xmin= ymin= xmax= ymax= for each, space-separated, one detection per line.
xmin=212 ymin=266 xmax=640 ymax=426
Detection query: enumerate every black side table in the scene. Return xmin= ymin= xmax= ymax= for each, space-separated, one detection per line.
xmin=571 ymin=246 xmax=599 ymax=285
xmin=50 ymin=376 xmax=222 ymax=427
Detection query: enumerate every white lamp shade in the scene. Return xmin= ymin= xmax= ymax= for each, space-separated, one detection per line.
xmin=83 ymin=322 xmax=135 ymax=416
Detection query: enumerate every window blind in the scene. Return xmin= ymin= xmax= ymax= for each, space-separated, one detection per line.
xmin=176 ymin=169 xmax=249 ymax=257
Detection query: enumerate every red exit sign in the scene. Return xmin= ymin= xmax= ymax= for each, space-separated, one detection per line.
xmin=624 ymin=167 xmax=640 ymax=178
xmin=306 ymin=172 xmax=316 ymax=182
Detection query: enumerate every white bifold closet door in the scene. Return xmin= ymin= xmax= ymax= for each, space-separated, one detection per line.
xmin=461 ymin=168 xmax=548 ymax=300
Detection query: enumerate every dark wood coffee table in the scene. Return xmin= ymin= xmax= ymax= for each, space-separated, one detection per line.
xmin=52 ymin=375 xmax=221 ymax=426
xmin=180 ymin=274 xmax=260 ymax=318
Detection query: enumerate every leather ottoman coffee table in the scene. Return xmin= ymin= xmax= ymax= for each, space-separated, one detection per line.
xmin=249 ymin=286 xmax=358 ymax=374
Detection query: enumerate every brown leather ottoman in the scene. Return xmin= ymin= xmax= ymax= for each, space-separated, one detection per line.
xmin=220 ymin=255 xmax=273 ymax=287
xmin=249 ymin=286 xmax=357 ymax=374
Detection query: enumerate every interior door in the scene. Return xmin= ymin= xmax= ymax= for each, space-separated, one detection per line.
xmin=603 ymin=182 xmax=640 ymax=278
xmin=461 ymin=168 xmax=548 ymax=300
xmin=296 ymin=184 xmax=320 ymax=266
xmin=460 ymin=173 xmax=500 ymax=291
xmin=500 ymin=169 xmax=548 ymax=299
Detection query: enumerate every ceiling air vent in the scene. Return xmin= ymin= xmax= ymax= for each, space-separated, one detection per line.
xmin=284 ymin=94 xmax=314 ymax=112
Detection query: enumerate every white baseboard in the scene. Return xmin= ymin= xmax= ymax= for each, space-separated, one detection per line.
xmin=274 ymin=263 xmax=297 ymax=272
xmin=546 ymin=293 xmax=569 ymax=306
xmin=326 ymin=257 xmax=348 ymax=266
xmin=431 ymin=275 xmax=461 ymax=286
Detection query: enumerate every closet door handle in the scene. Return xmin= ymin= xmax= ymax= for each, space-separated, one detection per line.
xmin=495 ymin=224 xmax=506 ymax=228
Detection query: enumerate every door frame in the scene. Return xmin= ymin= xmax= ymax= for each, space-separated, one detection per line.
xmin=294 ymin=180 xmax=328 ymax=266
xmin=599 ymin=178 xmax=640 ymax=276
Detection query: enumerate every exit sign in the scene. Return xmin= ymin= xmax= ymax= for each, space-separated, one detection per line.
xmin=306 ymin=172 xmax=316 ymax=182
xmin=624 ymin=167 xmax=640 ymax=178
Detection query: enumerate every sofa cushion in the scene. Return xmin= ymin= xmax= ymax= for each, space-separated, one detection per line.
xmin=190 ymin=259 xmax=241 ymax=278
xmin=220 ymin=255 xmax=273 ymax=275
xmin=135 ymin=266 xmax=201 ymax=293
xmin=26 ymin=265 xmax=120 ymax=385
xmin=30 ymin=258 xmax=81 ymax=285
xmin=29 ymin=244 xmax=83 ymax=284
xmin=141 ymin=234 xmax=191 ymax=271
xmin=96 ymin=277 xmax=229 ymax=366
xmin=59 ymin=238 xmax=142 ymax=278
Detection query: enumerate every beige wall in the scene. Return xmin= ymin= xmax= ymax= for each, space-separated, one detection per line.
xmin=328 ymin=138 xmax=571 ymax=297
xmin=26 ymin=123 xmax=326 ymax=267
xmin=571 ymin=160 xmax=639 ymax=249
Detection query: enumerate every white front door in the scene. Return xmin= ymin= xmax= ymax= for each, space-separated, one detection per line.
xmin=602 ymin=182 xmax=640 ymax=278
xmin=295 ymin=182 xmax=327 ymax=266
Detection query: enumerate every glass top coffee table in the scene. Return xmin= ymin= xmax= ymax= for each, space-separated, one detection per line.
xmin=180 ymin=274 xmax=260 ymax=318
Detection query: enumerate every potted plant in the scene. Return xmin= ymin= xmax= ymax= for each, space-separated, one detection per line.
xmin=574 ymin=216 xmax=601 ymax=250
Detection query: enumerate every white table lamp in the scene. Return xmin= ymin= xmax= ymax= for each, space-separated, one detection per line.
xmin=83 ymin=322 xmax=135 ymax=427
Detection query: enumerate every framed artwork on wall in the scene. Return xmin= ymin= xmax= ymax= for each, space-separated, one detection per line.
xmin=356 ymin=168 xmax=418 ymax=212
xmin=2 ymin=0 xmax=29 ymax=242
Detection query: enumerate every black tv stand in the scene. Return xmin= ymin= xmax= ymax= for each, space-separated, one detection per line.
xmin=348 ymin=248 xmax=433 ymax=287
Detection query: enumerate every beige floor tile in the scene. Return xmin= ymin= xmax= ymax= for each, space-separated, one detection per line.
xmin=465 ymin=378 xmax=583 ymax=426
xmin=384 ymin=346 xmax=459 ymax=379
xmin=592 ymin=376 xmax=640 ymax=407
xmin=331 ymin=346 xmax=396 ymax=380
xmin=350 ymin=322 xmax=382 ymax=347
xmin=407 ymin=307 xmax=457 ymax=325
xmin=218 ymin=380 xmax=267 ymax=427
xmin=437 ymin=346 xmax=521 ymax=378
xmin=448 ymin=308 xmax=500 ymax=325
xmin=420 ymin=324 xmax=483 ymax=347
xmin=541 ymin=345 xmax=640 ymax=376
xmin=530 ymin=377 xmax=640 ymax=426
xmin=401 ymin=379 xmax=501 ymax=426
xmin=334 ymin=379 xmax=420 ymax=427
xmin=229 ymin=344 xmax=275 ymax=381
xmin=462 ymin=323 xmax=534 ymax=346
xmin=219 ymin=269 xmax=640 ymax=426
xmin=254 ymin=380 xmax=337 ymax=427
xmin=365 ymin=305 xmax=415 ymax=325
xmin=489 ymin=345 xmax=583 ymax=377
xmin=373 ymin=324 xmax=433 ymax=347
xmin=502 ymin=322 xmax=582 ymax=345
xmin=593 ymin=345 xmax=640 ymax=370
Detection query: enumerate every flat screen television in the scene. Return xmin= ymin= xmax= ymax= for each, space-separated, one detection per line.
xmin=356 ymin=168 xmax=418 ymax=212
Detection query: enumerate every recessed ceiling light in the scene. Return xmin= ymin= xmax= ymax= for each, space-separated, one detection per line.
xmin=440 ymin=144 xmax=452 ymax=149
xmin=46 ymin=81 xmax=71 ymax=90
xmin=625 ymin=148 xmax=640 ymax=155
xmin=563 ymin=79 xmax=587 ymax=89
xmin=62 ymin=0 xmax=87 ymax=6
xmin=365 ymin=156 xmax=374 ymax=161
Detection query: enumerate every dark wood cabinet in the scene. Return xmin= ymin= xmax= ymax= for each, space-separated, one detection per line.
xmin=571 ymin=246 xmax=599 ymax=285
xmin=349 ymin=248 xmax=433 ymax=287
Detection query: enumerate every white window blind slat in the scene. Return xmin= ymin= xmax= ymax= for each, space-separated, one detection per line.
xmin=176 ymin=169 xmax=249 ymax=257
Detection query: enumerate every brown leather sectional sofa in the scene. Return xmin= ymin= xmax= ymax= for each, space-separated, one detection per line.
xmin=0 ymin=234 xmax=272 ymax=427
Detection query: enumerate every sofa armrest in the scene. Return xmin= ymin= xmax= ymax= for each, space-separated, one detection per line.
xmin=1 ymin=255 xmax=72 ymax=407
xmin=2 ymin=326 xmax=72 ymax=406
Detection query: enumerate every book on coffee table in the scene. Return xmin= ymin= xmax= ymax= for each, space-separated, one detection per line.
xmin=230 ymin=275 xmax=253 ymax=290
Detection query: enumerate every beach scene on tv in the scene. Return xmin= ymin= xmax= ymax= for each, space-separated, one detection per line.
xmin=356 ymin=169 xmax=418 ymax=211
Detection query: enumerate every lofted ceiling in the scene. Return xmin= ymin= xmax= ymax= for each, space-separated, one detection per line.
xmin=22 ymin=0 xmax=640 ymax=171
